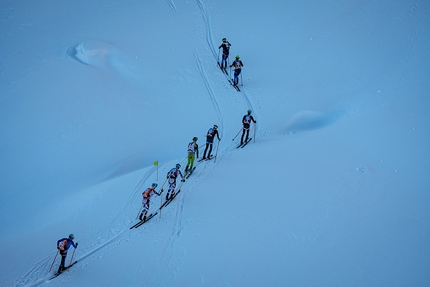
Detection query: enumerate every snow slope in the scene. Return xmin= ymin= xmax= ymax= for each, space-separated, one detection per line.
xmin=1 ymin=0 xmax=429 ymax=286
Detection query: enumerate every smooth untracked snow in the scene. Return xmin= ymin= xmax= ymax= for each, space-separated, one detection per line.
xmin=1 ymin=0 xmax=429 ymax=286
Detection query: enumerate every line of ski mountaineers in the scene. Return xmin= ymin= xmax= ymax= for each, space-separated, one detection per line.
xmin=54 ymin=38 xmax=252 ymax=273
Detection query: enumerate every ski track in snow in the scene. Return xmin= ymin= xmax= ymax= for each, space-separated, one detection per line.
xmin=194 ymin=0 xmax=258 ymax=139
xmin=17 ymin=159 xmax=201 ymax=286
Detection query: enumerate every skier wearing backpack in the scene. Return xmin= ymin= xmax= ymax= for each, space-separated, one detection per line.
xmin=166 ymin=164 xmax=184 ymax=201
xmin=185 ymin=137 xmax=199 ymax=173
xmin=202 ymin=125 xmax=221 ymax=160
xmin=139 ymin=183 xmax=160 ymax=221
xmin=56 ymin=234 xmax=78 ymax=272
xmin=241 ymin=109 xmax=256 ymax=145
xmin=230 ymin=55 xmax=243 ymax=86
xmin=218 ymin=38 xmax=231 ymax=70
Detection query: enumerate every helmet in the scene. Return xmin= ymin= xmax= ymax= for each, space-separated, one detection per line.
xmin=213 ymin=125 xmax=218 ymax=129
xmin=222 ymin=38 xmax=227 ymax=42
xmin=236 ymin=55 xmax=240 ymax=59
xmin=176 ymin=163 xmax=181 ymax=169
xmin=151 ymin=183 xmax=158 ymax=188
xmin=193 ymin=137 xmax=198 ymax=142
xmin=247 ymin=109 xmax=252 ymax=114
xmin=69 ymin=234 xmax=75 ymax=240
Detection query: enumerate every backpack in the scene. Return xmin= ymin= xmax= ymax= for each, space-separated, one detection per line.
xmin=207 ymin=128 xmax=214 ymax=137
xmin=58 ymin=239 xmax=68 ymax=251
xmin=188 ymin=142 xmax=195 ymax=153
xmin=168 ymin=168 xmax=177 ymax=178
xmin=234 ymin=60 xmax=242 ymax=69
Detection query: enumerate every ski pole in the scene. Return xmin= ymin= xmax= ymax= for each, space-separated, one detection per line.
xmin=214 ymin=139 xmax=220 ymax=163
xmin=217 ymin=48 xmax=220 ymax=65
xmin=240 ymin=70 xmax=243 ymax=86
xmin=48 ymin=251 xmax=59 ymax=272
xmin=68 ymin=247 xmax=76 ymax=266
xmin=252 ymin=121 xmax=256 ymax=142
xmin=232 ymin=127 xmax=242 ymax=141
xmin=159 ymin=189 xmax=163 ymax=219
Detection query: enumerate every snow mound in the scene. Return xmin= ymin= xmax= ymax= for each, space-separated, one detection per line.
xmin=67 ymin=40 xmax=144 ymax=81
xmin=284 ymin=109 xmax=344 ymax=133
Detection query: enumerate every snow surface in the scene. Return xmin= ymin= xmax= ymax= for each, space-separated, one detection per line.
xmin=1 ymin=0 xmax=430 ymax=286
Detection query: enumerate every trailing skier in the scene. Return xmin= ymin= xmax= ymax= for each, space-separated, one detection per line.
xmin=139 ymin=183 xmax=160 ymax=221
xmin=218 ymin=38 xmax=231 ymax=70
xmin=202 ymin=125 xmax=221 ymax=160
xmin=185 ymin=137 xmax=199 ymax=173
xmin=230 ymin=55 xmax=243 ymax=86
xmin=241 ymin=109 xmax=256 ymax=145
xmin=56 ymin=234 xmax=78 ymax=273
xmin=166 ymin=164 xmax=184 ymax=201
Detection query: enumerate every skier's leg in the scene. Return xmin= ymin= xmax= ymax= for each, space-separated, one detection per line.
xmin=58 ymin=254 xmax=66 ymax=272
xmin=240 ymin=129 xmax=245 ymax=144
xmin=208 ymin=143 xmax=213 ymax=158
xmin=166 ymin=180 xmax=174 ymax=200
xmin=203 ymin=144 xmax=209 ymax=159
xmin=171 ymin=181 xmax=177 ymax=197
xmin=185 ymin=155 xmax=191 ymax=171
xmin=190 ymin=154 xmax=195 ymax=169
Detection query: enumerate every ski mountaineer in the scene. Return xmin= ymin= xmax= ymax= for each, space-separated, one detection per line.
xmin=241 ymin=109 xmax=256 ymax=145
xmin=202 ymin=125 xmax=221 ymax=160
xmin=185 ymin=137 xmax=199 ymax=173
xmin=56 ymin=234 xmax=78 ymax=273
xmin=139 ymin=183 xmax=160 ymax=221
xmin=230 ymin=55 xmax=243 ymax=86
xmin=166 ymin=164 xmax=184 ymax=201
xmin=218 ymin=38 xmax=231 ymax=70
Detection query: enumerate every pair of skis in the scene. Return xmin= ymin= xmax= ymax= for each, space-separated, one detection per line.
xmin=197 ymin=155 xmax=215 ymax=162
xmin=159 ymin=188 xmax=182 ymax=210
xmin=129 ymin=212 xmax=158 ymax=229
xmin=49 ymin=260 xmax=78 ymax=280
xmin=237 ymin=137 xmax=252 ymax=148
xmin=184 ymin=166 xmax=196 ymax=179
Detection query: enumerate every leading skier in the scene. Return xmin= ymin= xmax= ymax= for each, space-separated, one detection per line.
xmin=218 ymin=38 xmax=231 ymax=70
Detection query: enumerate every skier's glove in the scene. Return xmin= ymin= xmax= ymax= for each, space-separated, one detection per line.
xmin=76 ymin=242 xmax=78 ymax=247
